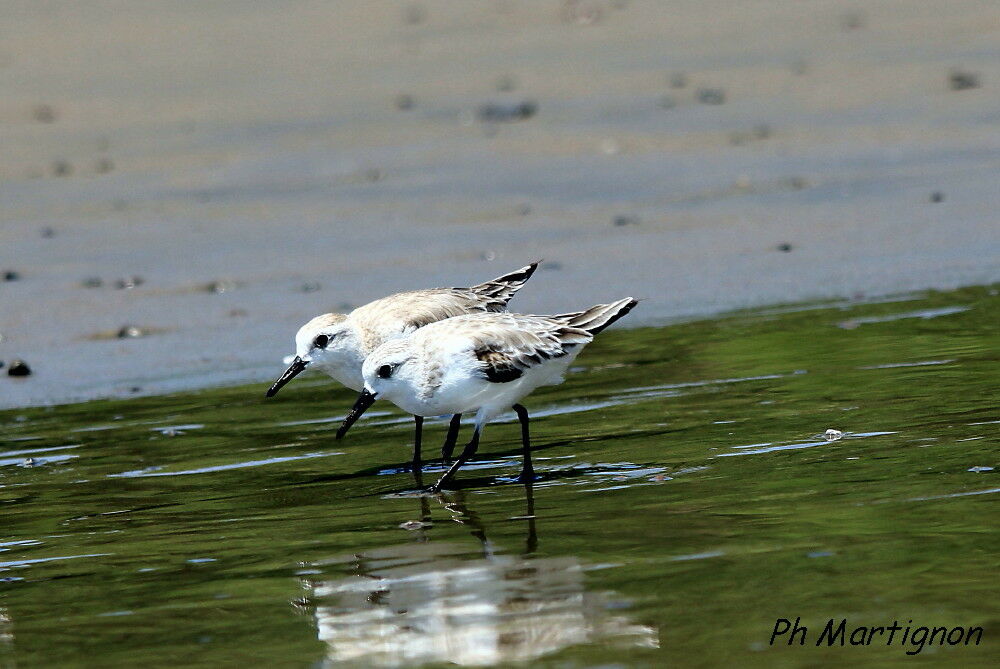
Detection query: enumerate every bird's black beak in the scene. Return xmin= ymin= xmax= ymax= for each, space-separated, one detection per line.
xmin=265 ymin=356 xmax=309 ymax=397
xmin=336 ymin=389 xmax=378 ymax=440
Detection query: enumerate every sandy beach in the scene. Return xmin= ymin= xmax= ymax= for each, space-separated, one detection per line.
xmin=2 ymin=0 xmax=998 ymax=408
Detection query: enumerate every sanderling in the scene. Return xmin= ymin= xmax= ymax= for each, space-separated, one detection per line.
xmin=336 ymin=297 xmax=637 ymax=491
xmin=265 ymin=263 xmax=539 ymax=464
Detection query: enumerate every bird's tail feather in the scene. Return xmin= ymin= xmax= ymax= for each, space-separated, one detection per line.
xmin=468 ymin=261 xmax=540 ymax=305
xmin=557 ymin=297 xmax=638 ymax=335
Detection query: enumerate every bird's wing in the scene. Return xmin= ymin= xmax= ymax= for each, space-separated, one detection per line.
xmin=351 ymin=289 xmax=498 ymax=350
xmin=465 ymin=262 xmax=539 ymax=310
xmin=451 ymin=313 xmax=593 ymax=383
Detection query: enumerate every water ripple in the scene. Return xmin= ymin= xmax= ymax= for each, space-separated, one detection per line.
xmin=108 ymin=451 xmax=341 ymax=478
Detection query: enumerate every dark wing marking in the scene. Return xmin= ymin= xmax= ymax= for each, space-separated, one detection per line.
xmin=465 ymin=262 xmax=539 ymax=311
xmin=471 ymin=318 xmax=590 ymax=383
xmin=475 ymin=349 xmax=524 ymax=383
xmin=553 ymin=297 xmax=638 ymax=334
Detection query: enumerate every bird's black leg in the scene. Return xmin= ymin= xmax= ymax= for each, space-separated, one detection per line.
xmin=430 ymin=428 xmax=480 ymax=492
xmin=524 ymin=481 xmax=537 ymax=555
xmin=440 ymin=413 xmax=462 ymax=461
xmin=412 ymin=415 xmax=423 ymax=470
xmin=512 ymin=403 xmax=534 ymax=482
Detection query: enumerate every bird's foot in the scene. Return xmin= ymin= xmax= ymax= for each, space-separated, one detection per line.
xmin=515 ymin=469 xmax=536 ymax=483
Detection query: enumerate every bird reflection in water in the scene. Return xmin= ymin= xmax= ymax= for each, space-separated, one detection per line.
xmin=294 ymin=475 xmax=658 ymax=666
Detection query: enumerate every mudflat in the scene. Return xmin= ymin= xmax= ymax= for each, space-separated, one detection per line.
xmin=2 ymin=1 xmax=998 ymax=408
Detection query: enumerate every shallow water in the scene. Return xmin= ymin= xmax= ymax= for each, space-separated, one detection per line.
xmin=1 ymin=286 xmax=997 ymax=667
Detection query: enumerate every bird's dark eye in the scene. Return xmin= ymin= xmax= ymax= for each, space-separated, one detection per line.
xmin=313 ymin=334 xmax=329 ymax=349
xmin=377 ymin=364 xmax=393 ymax=379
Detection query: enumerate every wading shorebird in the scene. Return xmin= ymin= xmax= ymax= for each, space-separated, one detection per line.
xmin=265 ymin=263 xmax=538 ymax=465
xmin=336 ymin=297 xmax=637 ymax=491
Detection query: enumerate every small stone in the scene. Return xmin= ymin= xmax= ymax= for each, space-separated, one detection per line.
xmin=22 ymin=457 xmax=37 ymax=467
xmin=824 ymin=429 xmax=843 ymax=441
xmin=393 ymin=94 xmax=415 ymax=111
xmin=669 ymin=72 xmax=687 ymax=89
xmin=81 ymin=277 xmax=104 ymax=288
xmin=696 ymin=88 xmax=726 ymax=105
xmin=930 ymin=191 xmax=944 ymax=203
xmin=32 ymin=104 xmax=56 ymax=123
xmin=117 ymin=325 xmax=144 ymax=339
xmin=228 ymin=308 xmax=248 ymax=318
xmin=753 ymin=124 xmax=771 ymax=139
xmin=95 ymin=157 xmax=114 ymax=174
xmin=949 ymin=69 xmax=980 ymax=91
xmin=52 ymin=160 xmax=72 ymax=177
xmin=3 ymin=271 xmax=20 ymax=282
xmin=40 ymin=227 xmax=56 ymax=238
xmin=515 ymin=203 xmax=532 ymax=216
xmin=114 ymin=276 xmax=143 ymax=290
xmin=477 ymin=100 xmax=538 ymax=123
xmin=613 ymin=215 xmax=640 ymax=227
xmin=130 ymin=386 xmax=142 ymax=393
xmin=7 ymin=360 xmax=31 ymax=377
xmin=300 ymin=282 xmax=321 ymax=293
xmin=206 ymin=280 xmax=236 ymax=294
xmin=776 ymin=242 xmax=793 ymax=252
xmin=785 ymin=176 xmax=808 ymax=190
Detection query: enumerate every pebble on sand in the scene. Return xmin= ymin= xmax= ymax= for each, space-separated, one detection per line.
xmin=7 ymin=360 xmax=32 ymax=377
xmin=949 ymin=69 xmax=980 ymax=91
xmin=930 ymin=191 xmax=944 ymax=203
xmin=696 ymin=88 xmax=726 ymax=105
xmin=32 ymin=104 xmax=56 ymax=123
xmin=114 ymin=276 xmax=144 ymax=290
xmin=776 ymin=243 xmax=793 ymax=252
xmin=117 ymin=325 xmax=145 ymax=339
xmin=3 ymin=270 xmax=20 ymax=282
xmin=477 ymin=100 xmax=538 ymax=122
xmin=206 ymin=280 xmax=237 ymax=294
xmin=52 ymin=160 xmax=72 ymax=177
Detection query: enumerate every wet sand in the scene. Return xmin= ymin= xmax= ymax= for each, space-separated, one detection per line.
xmin=2 ymin=0 xmax=999 ymax=408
